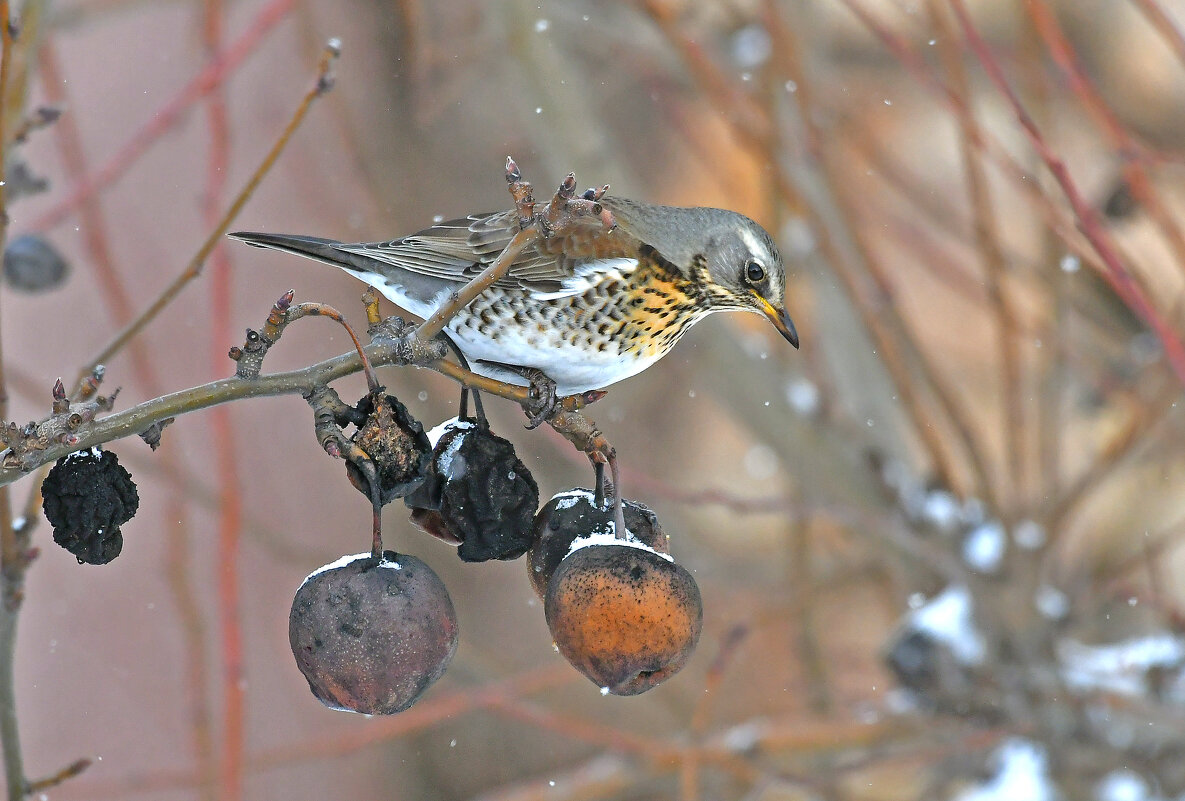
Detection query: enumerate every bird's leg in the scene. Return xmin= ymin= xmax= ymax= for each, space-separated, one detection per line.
xmin=547 ymin=409 xmax=626 ymax=540
xmin=459 ymin=379 xmax=488 ymax=427
xmin=436 ymin=333 xmax=487 ymax=426
xmin=609 ymin=453 xmax=625 ymax=538
xmin=587 ymin=446 xmax=626 ymax=539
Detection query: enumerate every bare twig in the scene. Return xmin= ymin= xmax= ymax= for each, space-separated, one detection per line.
xmin=0 ymin=346 xmax=370 ymax=483
xmin=25 ymin=759 xmax=91 ymax=794
xmin=1025 ymin=0 xmax=1185 ymax=295
xmin=1129 ymin=0 xmax=1185 ymax=84
xmin=0 ymin=4 xmax=27 ymax=798
xmin=0 ymin=310 xmax=601 ymax=487
xmin=414 ymin=158 xmax=539 ymax=342
xmin=416 ymin=229 xmax=538 ymax=344
xmin=286 ymin=303 xmax=380 ymax=392
xmin=948 ymin=0 xmax=1185 ymax=388
xmin=71 ymin=39 xmax=340 ymax=394
xmin=28 ymin=0 xmax=297 ymax=235
xmin=37 ymin=39 xmax=163 ymax=399
xmin=929 ymin=0 xmax=1024 ymax=509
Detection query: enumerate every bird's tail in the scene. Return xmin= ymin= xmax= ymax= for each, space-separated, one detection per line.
xmin=228 ymin=231 xmax=378 ymax=275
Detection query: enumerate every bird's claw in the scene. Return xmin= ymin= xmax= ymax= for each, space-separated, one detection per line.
xmin=522 ymin=369 xmax=559 ymax=429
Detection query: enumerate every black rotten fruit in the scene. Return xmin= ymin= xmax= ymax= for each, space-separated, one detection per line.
xmin=406 ymin=418 xmax=538 ymax=562
xmin=42 ymin=448 xmax=139 ymax=565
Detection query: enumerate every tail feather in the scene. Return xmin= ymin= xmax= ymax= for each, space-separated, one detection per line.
xmin=228 ymin=231 xmax=377 ymax=275
xmin=228 ymin=230 xmax=449 ymax=319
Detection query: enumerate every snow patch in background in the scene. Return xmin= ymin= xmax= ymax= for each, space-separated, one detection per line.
xmin=1059 ymin=634 xmax=1185 ymax=698
xmin=908 ymin=584 xmax=985 ymax=666
xmin=955 ymin=739 xmax=1054 ymax=801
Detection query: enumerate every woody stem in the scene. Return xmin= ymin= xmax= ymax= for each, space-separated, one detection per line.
xmin=414 ymin=228 xmax=537 ymax=342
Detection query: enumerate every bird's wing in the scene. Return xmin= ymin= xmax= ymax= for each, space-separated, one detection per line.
xmin=334 ymin=209 xmax=642 ymax=295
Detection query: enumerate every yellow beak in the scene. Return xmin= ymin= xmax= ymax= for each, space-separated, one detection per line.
xmin=760 ymin=299 xmax=799 ymax=349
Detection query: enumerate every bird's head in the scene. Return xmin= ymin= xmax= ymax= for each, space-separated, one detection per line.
xmin=601 ymin=198 xmax=800 ymax=349
xmin=698 ymin=212 xmax=799 ymax=349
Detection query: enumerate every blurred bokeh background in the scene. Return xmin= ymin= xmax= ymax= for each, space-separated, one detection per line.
xmin=4 ymin=0 xmax=1185 ymax=798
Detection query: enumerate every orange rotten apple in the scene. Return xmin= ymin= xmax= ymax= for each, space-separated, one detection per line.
xmin=532 ymin=489 xmax=702 ymax=695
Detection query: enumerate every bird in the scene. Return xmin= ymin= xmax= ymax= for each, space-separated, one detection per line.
xmin=229 ymin=195 xmax=798 ymax=397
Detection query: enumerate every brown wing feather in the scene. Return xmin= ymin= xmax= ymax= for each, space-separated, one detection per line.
xmin=335 ymin=207 xmax=642 ymax=290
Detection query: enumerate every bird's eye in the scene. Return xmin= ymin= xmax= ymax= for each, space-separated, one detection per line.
xmin=745 ymin=259 xmax=766 ymax=284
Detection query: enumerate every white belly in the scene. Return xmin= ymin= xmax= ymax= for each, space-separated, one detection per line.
xmin=442 ymin=322 xmax=660 ymax=395
xmin=362 ymin=270 xmax=681 ymax=395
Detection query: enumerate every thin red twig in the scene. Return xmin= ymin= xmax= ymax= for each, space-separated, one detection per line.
xmin=163 ymin=497 xmax=214 ymax=801
xmin=1129 ymin=0 xmax=1185 ymax=70
xmin=201 ymin=0 xmax=245 ymax=798
xmin=1025 ymin=0 xmax=1185 ymax=287
xmin=948 ymin=0 xmax=1185 ymax=387
xmin=835 ymin=0 xmax=1110 ymax=263
xmin=37 ymin=40 xmax=163 ymax=398
xmin=928 ymin=0 xmax=1023 ymax=507
xmin=56 ymin=666 xmax=576 ymax=798
xmin=70 ymin=40 xmax=339 ymax=394
xmin=28 ymin=0 xmax=296 ymax=234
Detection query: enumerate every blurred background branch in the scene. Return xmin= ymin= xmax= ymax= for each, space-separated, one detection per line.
xmin=1 ymin=0 xmax=1184 ymax=798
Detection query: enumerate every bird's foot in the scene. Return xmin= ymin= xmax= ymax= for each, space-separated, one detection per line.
xmin=474 ymin=359 xmax=567 ymax=428
xmin=521 ymin=368 xmax=559 ymax=429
